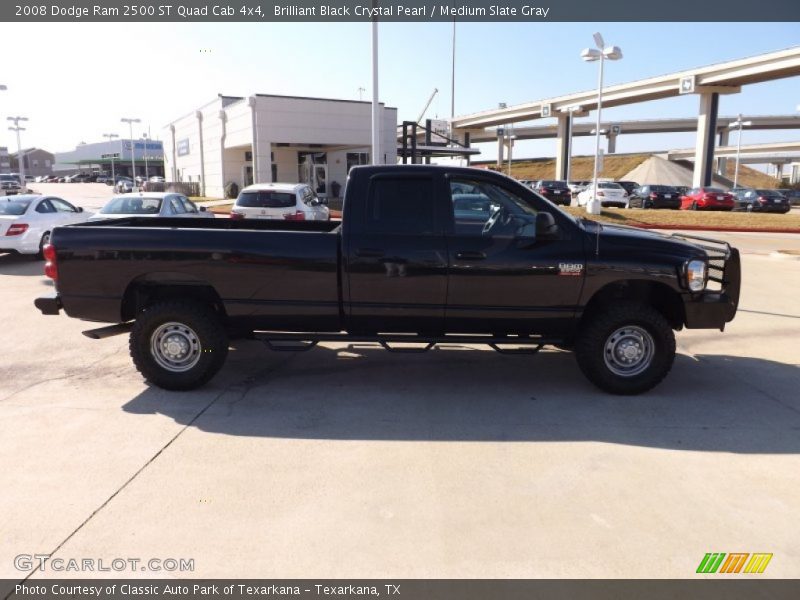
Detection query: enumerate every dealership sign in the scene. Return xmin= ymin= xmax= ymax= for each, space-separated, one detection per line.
xmin=177 ymin=139 xmax=190 ymax=156
xmin=427 ymin=119 xmax=450 ymax=146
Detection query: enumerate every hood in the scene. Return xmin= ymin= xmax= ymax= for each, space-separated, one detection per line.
xmin=582 ymin=219 xmax=708 ymax=260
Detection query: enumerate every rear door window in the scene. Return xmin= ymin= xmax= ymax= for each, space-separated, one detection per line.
xmin=367 ymin=177 xmax=436 ymax=235
xmin=49 ymin=198 xmax=78 ymax=212
xmin=168 ymin=196 xmax=186 ymax=214
xmin=179 ymin=196 xmax=198 ymax=213
xmin=36 ymin=199 xmax=56 ymax=213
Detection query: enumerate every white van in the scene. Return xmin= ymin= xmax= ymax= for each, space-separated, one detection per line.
xmin=230 ymin=183 xmax=330 ymax=221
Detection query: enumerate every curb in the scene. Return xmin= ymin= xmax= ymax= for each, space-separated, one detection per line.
xmin=769 ymin=251 xmax=800 ymax=260
xmin=630 ymin=224 xmax=800 ymax=234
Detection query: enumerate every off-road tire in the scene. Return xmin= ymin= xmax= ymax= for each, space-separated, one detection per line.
xmin=575 ymin=302 xmax=676 ymax=395
xmin=130 ymin=301 xmax=228 ymax=391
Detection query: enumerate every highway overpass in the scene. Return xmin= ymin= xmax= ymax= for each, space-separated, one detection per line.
xmin=448 ymin=46 xmax=800 ymax=186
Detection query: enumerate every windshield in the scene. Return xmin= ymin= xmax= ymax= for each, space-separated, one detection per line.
xmin=539 ymin=180 xmax=568 ymax=188
xmin=705 ymin=187 xmax=725 ymax=193
xmin=756 ymin=189 xmax=782 ymax=196
xmin=0 ymin=175 xmax=19 ymax=182
xmin=650 ymin=185 xmax=677 ymax=193
xmin=598 ymin=182 xmax=622 ymax=190
xmin=237 ymin=191 xmax=296 ymax=208
xmin=0 ymin=200 xmax=30 ymax=215
xmin=101 ymin=197 xmax=162 ymax=214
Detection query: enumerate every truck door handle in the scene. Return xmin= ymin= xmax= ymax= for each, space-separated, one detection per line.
xmin=355 ymin=248 xmax=385 ymax=258
xmin=456 ymin=251 xmax=486 ymax=260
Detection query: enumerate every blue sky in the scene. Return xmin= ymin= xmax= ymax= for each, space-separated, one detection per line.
xmin=1 ymin=21 xmax=798 ymax=162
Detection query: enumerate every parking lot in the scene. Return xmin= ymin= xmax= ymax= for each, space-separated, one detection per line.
xmin=1 ymin=186 xmax=799 ymax=579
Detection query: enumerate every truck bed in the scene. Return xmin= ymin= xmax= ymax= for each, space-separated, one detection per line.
xmin=52 ymin=217 xmax=343 ymax=329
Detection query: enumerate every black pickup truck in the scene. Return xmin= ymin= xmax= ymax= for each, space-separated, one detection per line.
xmin=35 ymin=166 xmax=740 ymax=394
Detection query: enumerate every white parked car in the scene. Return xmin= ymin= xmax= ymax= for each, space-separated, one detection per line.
xmin=577 ymin=182 xmax=629 ymax=208
xmin=90 ymin=193 xmax=215 ymax=221
xmin=0 ymin=194 xmax=91 ymax=256
xmin=230 ymin=183 xmax=330 ymax=221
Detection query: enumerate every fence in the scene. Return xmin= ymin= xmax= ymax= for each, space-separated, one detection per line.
xmin=144 ymin=181 xmax=201 ymax=196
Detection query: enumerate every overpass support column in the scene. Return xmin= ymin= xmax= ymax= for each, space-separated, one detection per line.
xmin=496 ymin=130 xmax=505 ymax=168
xmin=774 ymin=163 xmax=784 ymax=181
xmin=692 ymin=92 xmax=719 ymax=188
xmin=606 ymin=133 xmax=617 ymax=154
xmin=554 ymin=114 xmax=572 ymax=181
xmin=717 ymin=129 xmax=729 ymax=177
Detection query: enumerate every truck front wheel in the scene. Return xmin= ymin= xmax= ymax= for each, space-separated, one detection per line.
xmin=129 ymin=301 xmax=228 ymax=391
xmin=575 ymin=302 xmax=675 ymax=394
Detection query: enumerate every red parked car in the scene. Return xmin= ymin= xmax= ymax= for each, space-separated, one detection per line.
xmin=680 ymin=187 xmax=735 ymax=211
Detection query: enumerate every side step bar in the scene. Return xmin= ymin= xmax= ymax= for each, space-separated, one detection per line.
xmin=82 ymin=322 xmax=133 ymax=339
xmin=254 ymin=331 xmax=558 ymax=355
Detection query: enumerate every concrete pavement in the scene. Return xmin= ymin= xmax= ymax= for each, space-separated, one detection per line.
xmin=0 ymin=231 xmax=798 ymax=580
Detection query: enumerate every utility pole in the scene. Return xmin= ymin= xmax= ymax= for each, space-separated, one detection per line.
xmin=121 ymin=117 xmax=141 ymax=187
xmin=7 ymin=116 xmax=29 ymax=192
xmin=103 ymin=133 xmax=119 ymax=184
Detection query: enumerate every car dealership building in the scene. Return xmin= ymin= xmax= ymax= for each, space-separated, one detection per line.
xmin=53 ymin=139 xmax=165 ymax=178
xmin=163 ymin=94 xmax=397 ymax=199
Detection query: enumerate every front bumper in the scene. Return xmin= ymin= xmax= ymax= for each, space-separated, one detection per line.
xmin=680 ymin=244 xmax=741 ymax=330
xmin=35 ymin=292 xmax=62 ymax=315
xmin=697 ymin=202 xmax=734 ymax=211
xmin=753 ymin=203 xmax=791 ymax=213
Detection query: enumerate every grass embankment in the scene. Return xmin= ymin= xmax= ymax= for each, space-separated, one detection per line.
xmin=476 ymin=153 xmax=782 ymax=189
xmin=479 ymin=153 xmax=651 ymax=182
xmin=563 ymin=207 xmax=800 ymax=232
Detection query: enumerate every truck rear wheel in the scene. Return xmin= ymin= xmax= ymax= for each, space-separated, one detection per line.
xmin=129 ymin=301 xmax=228 ymax=391
xmin=575 ymin=302 xmax=675 ymax=395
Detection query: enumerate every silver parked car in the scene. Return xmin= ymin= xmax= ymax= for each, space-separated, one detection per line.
xmin=89 ymin=193 xmax=214 ymax=221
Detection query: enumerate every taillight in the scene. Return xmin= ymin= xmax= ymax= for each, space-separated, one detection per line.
xmin=43 ymin=244 xmax=58 ymax=281
xmin=229 ymin=211 xmax=245 ymax=220
xmin=650 ymin=192 xmax=658 ymax=199
xmin=283 ymin=211 xmax=306 ymax=221
xmin=597 ymin=191 xmax=605 ymax=197
xmin=5 ymin=223 xmax=29 ymax=236
xmin=757 ymin=196 xmax=768 ymax=203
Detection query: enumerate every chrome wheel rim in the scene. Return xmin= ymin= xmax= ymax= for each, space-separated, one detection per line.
xmin=150 ymin=322 xmax=202 ymax=372
xmin=603 ymin=325 xmax=655 ymax=377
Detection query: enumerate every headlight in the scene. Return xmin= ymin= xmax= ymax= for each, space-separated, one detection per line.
xmin=685 ymin=259 xmax=707 ymax=292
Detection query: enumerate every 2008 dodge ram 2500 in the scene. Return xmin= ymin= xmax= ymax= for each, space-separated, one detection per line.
xmin=35 ymin=166 xmax=740 ymax=394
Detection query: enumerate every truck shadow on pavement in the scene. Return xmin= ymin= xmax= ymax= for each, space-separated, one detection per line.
xmin=123 ymin=342 xmax=800 ymax=453
xmin=0 ymin=252 xmax=43 ymax=276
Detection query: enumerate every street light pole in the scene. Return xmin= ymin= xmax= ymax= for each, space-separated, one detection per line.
xmin=7 ymin=116 xmax=29 ymax=192
xmin=451 ymin=19 xmax=456 ymax=120
xmin=103 ymin=133 xmax=119 ymax=184
xmin=581 ymin=33 xmax=622 ymax=215
xmin=729 ymin=113 xmax=752 ymax=189
xmin=371 ymin=15 xmax=380 ymax=165
xmin=142 ymin=133 xmax=149 ymax=180
xmin=121 ymin=117 xmax=141 ymax=187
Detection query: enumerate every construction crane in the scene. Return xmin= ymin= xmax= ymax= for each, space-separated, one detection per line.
xmin=416 ymin=88 xmax=439 ymax=124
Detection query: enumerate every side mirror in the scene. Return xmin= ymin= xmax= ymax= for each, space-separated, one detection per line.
xmin=535 ymin=212 xmax=558 ymax=239
xmin=77 ymin=206 xmax=84 ymax=213
xmin=318 ymin=197 xmax=328 ymax=206
xmin=199 ymin=206 xmax=207 ymax=212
